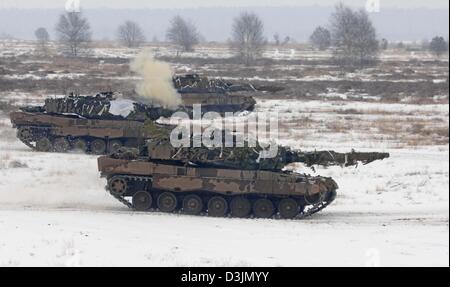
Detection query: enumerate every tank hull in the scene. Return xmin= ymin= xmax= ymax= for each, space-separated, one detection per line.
xmin=10 ymin=111 xmax=149 ymax=154
xmin=97 ymin=156 xmax=338 ymax=219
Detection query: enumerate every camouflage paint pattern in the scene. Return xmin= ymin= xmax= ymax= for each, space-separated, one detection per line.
xmin=97 ymin=156 xmax=337 ymax=197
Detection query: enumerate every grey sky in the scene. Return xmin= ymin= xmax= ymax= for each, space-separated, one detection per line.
xmin=0 ymin=0 xmax=448 ymax=9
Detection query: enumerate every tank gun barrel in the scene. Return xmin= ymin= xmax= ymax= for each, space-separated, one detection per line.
xmin=287 ymin=150 xmax=390 ymax=167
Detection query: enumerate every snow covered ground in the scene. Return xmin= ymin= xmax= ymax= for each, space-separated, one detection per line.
xmin=1 ymin=206 xmax=447 ymax=267
xmin=2 ymin=40 xmax=448 ymax=62
xmin=0 ymin=120 xmax=448 ymax=267
xmin=0 ymin=41 xmax=448 ymax=266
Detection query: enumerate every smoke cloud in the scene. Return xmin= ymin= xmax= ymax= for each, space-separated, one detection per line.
xmin=130 ymin=51 xmax=182 ymax=108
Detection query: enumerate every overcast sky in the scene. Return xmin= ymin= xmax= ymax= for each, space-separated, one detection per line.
xmin=0 ymin=0 xmax=448 ymax=9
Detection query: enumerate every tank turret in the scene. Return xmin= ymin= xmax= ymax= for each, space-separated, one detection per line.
xmin=135 ymin=121 xmax=390 ymax=171
xmin=173 ymin=74 xmax=257 ymax=94
xmin=40 ymin=92 xmax=174 ymax=121
xmin=173 ymin=74 xmax=257 ymax=114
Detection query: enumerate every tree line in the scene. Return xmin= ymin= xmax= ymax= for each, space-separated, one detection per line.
xmin=34 ymin=3 xmax=449 ymax=68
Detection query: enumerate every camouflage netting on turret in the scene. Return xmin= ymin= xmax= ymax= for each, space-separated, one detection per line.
xmin=44 ymin=92 xmax=113 ymax=118
xmin=162 ymin=141 xmax=290 ymax=171
xmin=136 ymin=121 xmax=390 ymax=171
xmin=173 ymin=74 xmax=256 ymax=94
xmin=43 ymin=92 xmax=174 ymax=121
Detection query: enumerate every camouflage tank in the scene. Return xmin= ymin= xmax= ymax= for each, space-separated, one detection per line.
xmin=97 ymin=122 xmax=389 ymax=219
xmin=10 ymin=92 xmax=175 ymax=154
xmin=10 ymin=75 xmax=258 ymax=154
xmin=173 ymin=74 xmax=257 ymax=114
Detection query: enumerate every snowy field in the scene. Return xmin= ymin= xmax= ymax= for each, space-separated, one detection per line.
xmin=0 ymin=41 xmax=448 ymax=266
xmin=0 ymin=147 xmax=448 ymax=266
xmin=0 ymin=111 xmax=448 ymax=266
xmin=1 ymin=40 xmax=446 ymax=62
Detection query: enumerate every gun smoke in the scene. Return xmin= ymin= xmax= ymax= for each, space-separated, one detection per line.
xmin=130 ymin=51 xmax=181 ymax=108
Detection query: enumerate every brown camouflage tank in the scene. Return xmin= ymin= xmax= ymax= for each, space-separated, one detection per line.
xmin=98 ymin=153 xmax=338 ymax=219
xmin=97 ymin=123 xmax=389 ymax=219
xmin=10 ymin=81 xmax=257 ymax=154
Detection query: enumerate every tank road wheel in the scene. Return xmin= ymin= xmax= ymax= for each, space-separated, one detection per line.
xmin=182 ymin=194 xmax=203 ymax=215
xmin=73 ymin=138 xmax=88 ymax=153
xmin=278 ymin=198 xmax=300 ymax=219
xmin=132 ymin=191 xmax=153 ymax=211
xmin=108 ymin=176 xmax=128 ymax=195
xmin=53 ymin=137 xmax=70 ymax=153
xmin=157 ymin=192 xmax=178 ymax=213
xmin=253 ymin=198 xmax=274 ymax=219
xmin=326 ymin=189 xmax=337 ymax=203
xmin=91 ymin=139 xmax=107 ymax=155
xmin=35 ymin=137 xmax=52 ymax=152
xmin=207 ymin=196 xmax=228 ymax=217
xmin=230 ymin=196 xmax=251 ymax=218
xmin=108 ymin=140 xmax=123 ymax=153
xmin=304 ymin=193 xmax=322 ymax=205
xmin=17 ymin=127 xmax=33 ymax=142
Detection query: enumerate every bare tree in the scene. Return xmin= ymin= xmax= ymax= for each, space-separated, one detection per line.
xmin=117 ymin=21 xmax=146 ymax=48
xmin=429 ymin=36 xmax=449 ymax=57
xmin=380 ymin=38 xmax=388 ymax=50
xmin=330 ymin=4 xmax=379 ymax=68
xmin=231 ymin=12 xmax=267 ymax=65
xmin=273 ymin=33 xmax=280 ymax=45
xmin=166 ymin=16 xmax=200 ymax=52
xmin=55 ymin=12 xmax=91 ymax=57
xmin=309 ymin=26 xmax=331 ymax=50
xmin=35 ymin=27 xmax=50 ymax=53
xmin=282 ymin=36 xmax=291 ymax=45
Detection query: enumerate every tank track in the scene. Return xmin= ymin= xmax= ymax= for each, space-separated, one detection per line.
xmin=16 ymin=126 xmax=49 ymax=149
xmin=108 ymin=175 xmax=150 ymax=209
xmin=15 ymin=125 xmax=133 ymax=155
xmin=19 ymin=138 xmax=35 ymax=149
xmin=106 ymin=175 xmax=336 ymax=220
